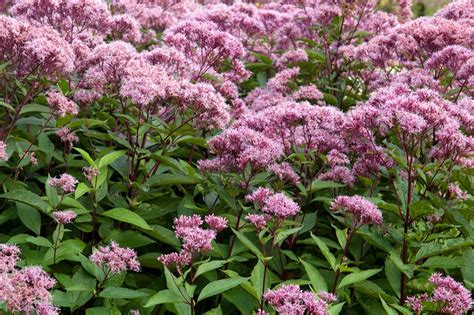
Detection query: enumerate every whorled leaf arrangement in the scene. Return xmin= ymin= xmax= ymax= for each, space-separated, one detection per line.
xmin=0 ymin=0 xmax=472 ymax=314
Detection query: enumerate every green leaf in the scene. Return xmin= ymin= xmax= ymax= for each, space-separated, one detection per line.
xmin=145 ymin=289 xmax=185 ymax=307
xmin=197 ymin=277 xmax=247 ymax=302
xmin=75 ymin=183 xmax=91 ymax=199
xmin=17 ymin=203 xmax=41 ymax=235
xmin=388 ymin=252 xmax=415 ymax=278
xmin=146 ymin=173 xmax=201 ymax=187
xmin=97 ymin=150 xmax=127 ymax=169
xmin=102 ymin=208 xmax=151 ymax=230
xmin=311 ymin=180 xmax=345 ymax=191
xmin=99 ymin=287 xmax=148 ymax=299
xmin=337 ymin=269 xmax=381 ymax=289
xmin=250 ymin=260 xmax=270 ymax=302
xmin=311 ymin=233 xmax=336 ymax=270
xmin=380 ymin=297 xmax=398 ymax=315
xmin=0 ymin=190 xmax=49 ymax=212
xmin=300 ymin=259 xmax=328 ymax=292
xmin=74 ymin=147 xmax=96 ymax=167
xmin=194 ymin=260 xmax=226 ymax=279
xmin=26 ymin=236 xmax=52 ymax=247
xmin=232 ymin=229 xmax=264 ymax=260
xmin=385 ymin=257 xmax=401 ymax=298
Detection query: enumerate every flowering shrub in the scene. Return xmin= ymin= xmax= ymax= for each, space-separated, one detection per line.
xmin=0 ymin=0 xmax=472 ymax=314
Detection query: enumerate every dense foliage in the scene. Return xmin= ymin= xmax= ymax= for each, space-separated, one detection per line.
xmin=0 ymin=0 xmax=473 ymax=314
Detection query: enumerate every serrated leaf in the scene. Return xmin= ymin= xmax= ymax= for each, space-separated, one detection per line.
xmin=17 ymin=203 xmax=41 ymax=235
xmin=0 ymin=190 xmax=49 ymax=212
xmin=311 ymin=180 xmax=345 ymax=191
xmin=300 ymin=259 xmax=328 ymax=292
xmin=311 ymin=233 xmax=336 ymax=270
xmin=338 ymin=269 xmax=381 ymax=289
xmin=197 ymin=277 xmax=247 ymax=302
xmin=97 ymin=150 xmax=127 ymax=169
xmin=74 ymin=147 xmax=96 ymax=167
xmin=145 ymin=289 xmax=185 ymax=307
xmin=232 ymin=229 xmax=264 ymax=260
xmin=102 ymin=208 xmax=151 ymax=230
xmin=99 ymin=287 xmax=147 ymax=299
xmin=194 ymin=260 xmax=226 ymax=279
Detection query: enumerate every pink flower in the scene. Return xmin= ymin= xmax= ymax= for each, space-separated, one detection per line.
xmin=448 ymin=183 xmax=469 ymax=200
xmin=292 ymin=85 xmax=323 ymax=101
xmin=47 ymin=91 xmax=78 ymax=117
xmin=246 ymin=187 xmax=274 ymax=206
xmin=158 ymin=251 xmax=192 ymax=272
xmin=268 ymin=162 xmax=300 ymax=185
xmin=53 ymin=210 xmax=77 ymax=224
xmin=331 ymin=196 xmax=382 ymax=227
xmin=406 ymin=293 xmax=428 ymax=313
xmin=83 ymin=166 xmax=99 ymax=182
xmin=0 ymin=141 xmax=8 ymax=161
xmin=205 ymin=215 xmax=228 ymax=232
xmin=429 ymin=273 xmax=472 ymax=315
xmin=264 ymin=284 xmax=331 ymax=315
xmin=48 ymin=173 xmax=78 ymax=194
xmin=0 ymin=266 xmax=57 ymax=314
xmin=56 ymin=127 xmax=79 ymax=150
xmin=159 ymin=214 xmax=227 ymax=271
xmin=262 ymin=192 xmax=300 ymax=219
xmin=245 ymin=214 xmax=267 ymax=231
xmin=0 ymin=244 xmax=20 ymax=273
xmin=90 ymin=241 xmax=140 ymax=274
xmin=28 ymin=152 xmax=37 ymax=165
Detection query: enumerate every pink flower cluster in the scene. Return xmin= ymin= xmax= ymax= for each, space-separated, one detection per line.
xmin=0 ymin=244 xmax=57 ymax=314
xmin=83 ymin=166 xmax=99 ymax=182
xmin=0 ymin=141 xmax=8 ymax=161
xmin=331 ymin=195 xmax=382 ymax=227
xmin=159 ymin=214 xmax=227 ymax=271
xmin=245 ymin=187 xmax=300 ymax=230
xmin=53 ymin=210 xmax=77 ymax=224
xmin=48 ymin=173 xmax=78 ymax=194
xmin=264 ymin=284 xmax=334 ymax=315
xmin=56 ymin=127 xmax=79 ymax=150
xmin=0 ymin=244 xmax=20 ymax=273
xmin=407 ymin=273 xmax=472 ymax=315
xmin=47 ymin=91 xmax=79 ymax=117
xmin=89 ymin=241 xmax=140 ymax=274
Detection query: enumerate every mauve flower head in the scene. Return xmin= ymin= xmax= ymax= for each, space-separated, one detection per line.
xmin=53 ymin=210 xmax=77 ymax=224
xmin=292 ymin=85 xmax=323 ymax=102
xmin=90 ymin=241 xmax=140 ymax=274
xmin=47 ymin=91 xmax=79 ymax=117
xmin=159 ymin=214 xmax=226 ymax=271
xmin=448 ymin=183 xmax=469 ymax=200
xmin=28 ymin=152 xmax=37 ymax=165
xmin=268 ymin=162 xmax=300 ymax=185
xmin=83 ymin=166 xmax=99 ymax=182
xmin=2 ymin=266 xmax=57 ymax=314
xmin=262 ymin=192 xmax=300 ymax=219
xmin=331 ymin=195 xmax=382 ymax=227
xmin=158 ymin=251 xmax=192 ymax=272
xmin=48 ymin=173 xmax=78 ymax=194
xmin=245 ymin=214 xmax=268 ymax=231
xmin=264 ymin=284 xmax=331 ymax=315
xmin=10 ymin=0 xmax=112 ymax=42
xmin=173 ymin=215 xmax=217 ymax=253
xmin=429 ymin=273 xmax=472 ymax=315
xmin=0 ymin=141 xmax=8 ymax=161
xmin=0 ymin=244 xmax=20 ymax=273
xmin=246 ymin=187 xmax=274 ymax=206
xmin=205 ymin=214 xmax=228 ymax=232
xmin=56 ymin=127 xmax=79 ymax=150
xmin=406 ymin=293 xmax=429 ymax=313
